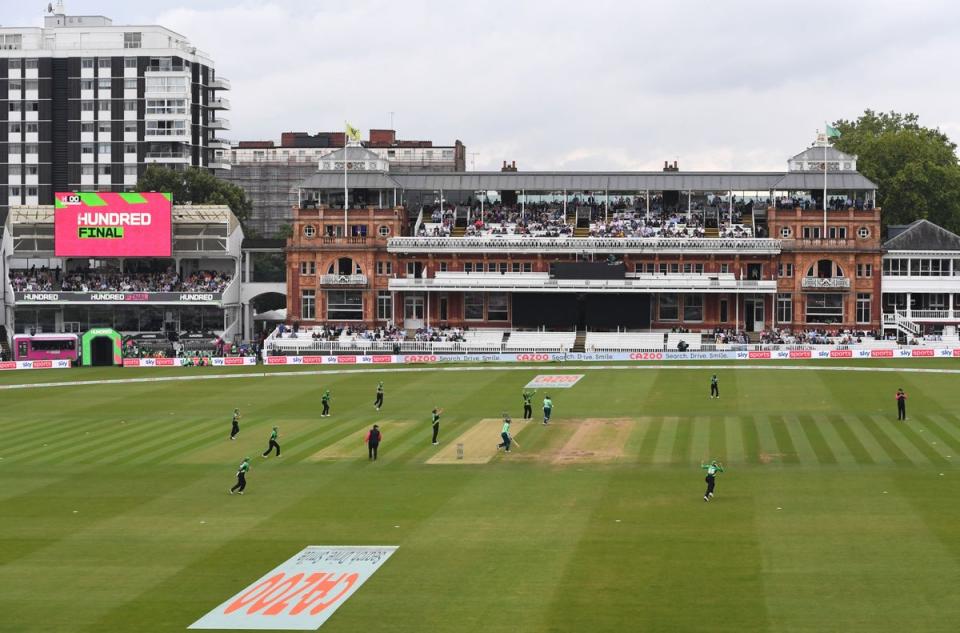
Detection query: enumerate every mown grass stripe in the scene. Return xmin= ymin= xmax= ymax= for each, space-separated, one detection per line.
xmin=723 ymin=416 xmax=745 ymax=464
xmin=652 ymin=417 xmax=679 ymax=464
xmin=827 ymin=414 xmax=874 ymax=465
xmin=883 ymin=417 xmax=949 ymax=464
xmin=811 ymin=414 xmax=856 ymax=464
xmin=868 ymin=415 xmax=930 ymax=465
xmin=269 ymin=419 xmax=363 ymax=463
xmin=925 ymin=414 xmax=960 ymax=447
xmin=636 ymin=417 xmax=664 ymax=464
xmin=919 ymin=415 xmax=960 ymax=457
xmin=753 ymin=415 xmax=782 ymax=464
xmin=689 ymin=416 xmax=712 ymax=464
xmin=841 ymin=414 xmax=893 ymax=464
xmin=124 ymin=422 xmax=255 ymax=465
xmin=54 ymin=419 xmax=208 ymax=464
xmin=623 ymin=416 xmax=653 ymax=459
xmin=795 ymin=414 xmax=837 ymax=464
xmin=708 ymin=416 xmax=727 ymax=464
xmin=768 ymin=415 xmax=800 ymax=464
xmin=858 ymin=415 xmax=911 ymax=465
xmin=740 ymin=415 xmax=760 ymax=465
xmin=781 ymin=415 xmax=818 ymax=465
xmin=9 ymin=418 xmax=130 ymax=461
xmin=671 ymin=416 xmax=695 ymax=464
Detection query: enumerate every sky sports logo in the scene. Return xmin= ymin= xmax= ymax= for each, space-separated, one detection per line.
xmin=76 ymin=212 xmax=153 ymax=239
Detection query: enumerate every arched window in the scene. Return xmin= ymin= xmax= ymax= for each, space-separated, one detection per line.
xmin=807 ymin=259 xmax=844 ymax=279
xmin=328 ymin=257 xmax=362 ymax=276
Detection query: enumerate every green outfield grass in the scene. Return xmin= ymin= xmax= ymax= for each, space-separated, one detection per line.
xmin=2 ymin=363 xmax=959 ymax=632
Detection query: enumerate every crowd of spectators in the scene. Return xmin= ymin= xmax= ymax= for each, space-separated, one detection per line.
xmin=294 ymin=323 xmax=405 ymax=342
xmin=413 ymin=326 xmax=465 ymax=342
xmin=10 ymin=267 xmax=231 ymax=293
xmin=758 ymin=328 xmax=877 ymax=345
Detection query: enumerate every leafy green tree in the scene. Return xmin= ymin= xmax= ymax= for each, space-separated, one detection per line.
xmin=136 ymin=166 xmax=253 ymax=229
xmin=831 ymin=110 xmax=960 ymax=232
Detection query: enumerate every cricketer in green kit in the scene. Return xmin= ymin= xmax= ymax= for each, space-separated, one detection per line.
xmin=702 ymin=459 xmax=724 ymax=501
xmin=230 ymin=457 xmax=250 ymax=495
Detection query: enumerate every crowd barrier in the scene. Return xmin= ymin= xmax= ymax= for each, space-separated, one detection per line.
xmin=0 ymin=359 xmax=72 ymax=371
xmin=264 ymin=347 xmax=960 ymax=365
xmin=123 ymin=357 xmax=258 ymax=368
xmin=1 ymin=349 xmax=957 ymax=372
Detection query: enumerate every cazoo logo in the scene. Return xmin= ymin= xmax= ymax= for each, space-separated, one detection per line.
xmin=628 ymin=352 xmax=663 ymax=360
xmin=403 ymin=355 xmax=438 ymax=363
xmin=515 ymin=353 xmax=550 ymax=362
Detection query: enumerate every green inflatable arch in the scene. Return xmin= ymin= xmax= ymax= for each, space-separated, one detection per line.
xmin=81 ymin=328 xmax=123 ymax=366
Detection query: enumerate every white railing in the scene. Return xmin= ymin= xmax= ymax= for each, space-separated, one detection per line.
xmin=388 ymin=236 xmax=782 ymax=254
xmin=319 ymin=274 xmax=368 ymax=286
xmin=389 ymin=274 xmax=777 ymax=293
xmin=801 ymin=277 xmax=851 ymax=289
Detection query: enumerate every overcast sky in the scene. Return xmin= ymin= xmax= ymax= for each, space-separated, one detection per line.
xmin=9 ymin=0 xmax=960 ymax=170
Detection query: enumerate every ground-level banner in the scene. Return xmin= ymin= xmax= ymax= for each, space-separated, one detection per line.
xmin=0 ymin=359 xmax=72 ymax=371
xmin=263 ymin=348 xmax=960 ymax=366
xmin=189 ymin=545 xmax=397 ymax=630
xmin=123 ymin=357 xmax=257 ymax=367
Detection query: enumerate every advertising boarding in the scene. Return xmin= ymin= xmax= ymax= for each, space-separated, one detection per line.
xmin=54 ymin=192 xmax=172 ymax=257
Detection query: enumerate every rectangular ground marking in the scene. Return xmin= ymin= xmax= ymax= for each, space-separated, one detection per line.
xmin=524 ymin=375 xmax=584 ymax=389
xmin=551 ymin=418 xmax=635 ymax=464
xmin=189 ymin=545 xmax=397 ymax=630
xmin=309 ymin=421 xmax=410 ymax=461
xmin=427 ymin=419 xmax=523 ymax=464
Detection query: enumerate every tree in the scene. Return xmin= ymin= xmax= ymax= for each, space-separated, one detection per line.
xmin=830 ymin=110 xmax=960 ymax=232
xmin=136 ymin=166 xmax=253 ymax=230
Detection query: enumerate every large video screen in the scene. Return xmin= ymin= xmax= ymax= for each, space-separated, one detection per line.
xmin=54 ymin=192 xmax=172 ymax=258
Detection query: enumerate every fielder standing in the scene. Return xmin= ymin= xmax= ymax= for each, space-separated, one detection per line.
xmin=431 ymin=407 xmax=443 ymax=445
xmin=710 ymin=375 xmax=720 ymax=399
xmin=522 ymin=389 xmax=535 ymax=419
xmin=321 ymin=389 xmax=332 ymax=417
xmin=896 ymin=388 xmax=907 ymax=420
xmin=229 ymin=457 xmax=250 ymax=495
xmin=262 ymin=426 xmax=280 ymax=458
xmin=542 ymin=395 xmax=553 ymax=425
xmin=701 ymin=459 xmax=724 ymax=501
xmin=229 ymin=408 xmax=241 ymax=440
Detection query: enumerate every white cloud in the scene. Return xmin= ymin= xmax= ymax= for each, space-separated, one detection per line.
xmin=38 ymin=0 xmax=960 ymax=169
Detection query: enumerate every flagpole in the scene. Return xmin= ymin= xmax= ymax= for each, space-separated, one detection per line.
xmin=344 ymin=127 xmax=349 ymax=236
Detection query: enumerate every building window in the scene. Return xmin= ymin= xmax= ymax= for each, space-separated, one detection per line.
xmin=81 ymin=165 xmax=94 ymax=176
xmin=10 ymin=79 xmax=23 ymax=91
xmin=857 ymin=226 xmax=870 ymax=239
xmin=464 ymin=263 xmax=472 ymax=273
xmin=682 ymin=263 xmax=704 ymax=274
xmin=124 ymin=78 xmax=137 ymax=90
xmin=124 ymin=57 xmax=137 ymax=68
xmin=299 ymin=261 xmax=316 ymax=276
xmin=98 ymin=58 xmax=111 ymax=69
xmin=805 ymin=293 xmax=843 ymax=324
xmin=487 ymin=293 xmax=508 ymax=321
xmin=124 ymin=121 xmax=137 ymax=133
xmin=376 ymin=261 xmax=392 ymax=276
xmin=777 ymin=263 xmax=794 ymax=278
xmin=377 ymin=291 xmax=392 ymax=321
xmin=8 ymin=102 xmax=22 ymax=112
xmin=776 ymin=293 xmax=793 ymax=323
xmin=81 ymin=58 xmax=94 ymax=69
xmin=302 ymin=224 xmax=316 ymax=238
xmin=81 ymin=100 xmax=95 ymax=111
xmin=378 ymin=225 xmax=390 ymax=237
xmin=327 ymin=290 xmax=363 ymax=320
xmin=97 ymin=77 xmax=111 ymax=90
xmin=300 ymin=290 xmax=315 ymax=320
xmin=802 ymin=226 xmax=822 ymax=239
xmin=97 ymin=143 xmax=111 ymax=154
xmin=123 ymin=32 xmax=142 ymax=49
xmin=80 ymin=143 xmax=94 ymax=155
xmin=124 ymin=166 xmax=137 ymax=176
xmin=856 ymin=263 xmax=873 ymax=278
xmin=0 ymin=34 xmax=23 ymax=50
xmin=659 ymin=294 xmax=679 ymax=321
xmin=464 ymin=293 xmax=484 ymax=320
xmin=683 ymin=294 xmax=703 ymax=321
xmin=123 ymin=143 xmax=136 ymax=154
xmin=98 ymin=101 xmax=111 ymax=111
xmin=97 ymin=165 xmax=111 ymax=176
xmin=856 ymin=293 xmax=871 ymax=324
xmin=8 ymin=122 xmax=22 ymax=134
xmin=780 ymin=226 xmax=792 ymax=238
xmin=828 ymin=226 xmax=848 ymax=239
xmin=24 ymin=58 xmax=38 ymax=69
xmin=438 ymin=262 xmax=448 ymax=273
xmin=719 ymin=263 xmax=729 ymax=274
